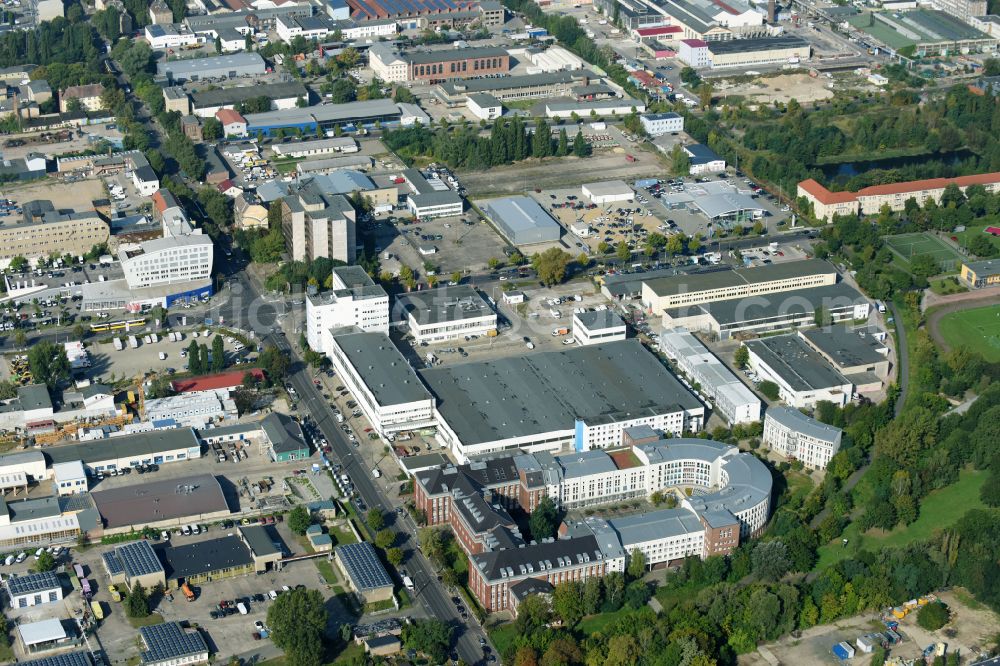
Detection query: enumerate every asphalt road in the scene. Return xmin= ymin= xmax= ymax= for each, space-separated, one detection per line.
xmin=269 ymin=330 xmax=493 ymax=666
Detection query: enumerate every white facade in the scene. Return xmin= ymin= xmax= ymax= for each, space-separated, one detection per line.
xmin=659 ymin=327 xmax=761 ymax=425
xmin=144 ymin=25 xmax=201 ymax=49
xmin=467 ymin=94 xmax=502 ymax=121
xmin=52 ymin=460 xmax=88 ymax=495
xmin=573 ymin=310 xmax=627 ymax=346
xmin=120 ymin=234 xmax=213 ymax=290
xmin=327 ymin=332 xmax=436 ymax=435
xmin=145 ymin=393 xmax=234 ymax=427
xmin=581 ymin=181 xmax=634 ymax=204
xmin=132 ymin=169 xmax=160 ymax=197
xmin=306 ymin=268 xmax=390 ymax=357
xmin=368 ymin=44 xmax=409 ymax=83
xmin=272 ymin=137 xmax=358 ymax=158
xmin=640 ymin=112 xmax=684 ymax=136
xmin=763 ymin=407 xmax=842 ymax=470
xmin=406 ymin=194 xmax=463 ymax=220
xmin=6 ymin=576 xmax=64 ymax=608
xmin=342 ymin=19 xmax=397 ymax=39
xmin=527 ymin=46 xmax=585 ymax=72
xmin=678 ymin=39 xmax=710 ymax=68
xmin=0 ymin=451 xmax=48 ymax=482
xmin=745 ymin=342 xmax=854 ymax=409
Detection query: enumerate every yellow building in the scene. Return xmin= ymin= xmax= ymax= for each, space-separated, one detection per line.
xmin=0 ymin=202 xmax=108 ymax=263
xmin=959 ymin=259 xmax=1000 ymax=289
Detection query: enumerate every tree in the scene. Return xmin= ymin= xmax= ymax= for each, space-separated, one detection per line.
xmin=267 ymin=588 xmax=328 ymax=666
xmin=542 ymin=638 xmax=584 ymax=666
xmin=450 ymin=271 xmax=462 ymax=284
xmin=626 ymin=548 xmax=646 ymax=580
xmin=680 ymin=66 xmax=701 ymax=87
xmin=289 ymin=505 xmax=312 ymax=535
xmin=259 ymin=345 xmax=289 ymax=382
xmin=529 ymin=495 xmax=560 ymax=541
xmin=402 ymin=618 xmax=452 ymax=663
xmin=8 ymin=255 xmax=27 ymax=272
xmin=514 ymin=594 xmax=550 ymax=635
xmin=27 ymin=341 xmax=70 ymax=389
xmin=814 ymin=305 xmax=832 ymax=327
xmin=531 ymin=248 xmax=573 ymax=286
xmin=387 ymin=547 xmax=404 ymax=567
xmin=328 ymin=78 xmax=357 ymax=103
xmin=572 ymin=130 xmax=590 ymax=157
xmin=366 ymin=508 xmax=385 ymax=532
xmin=734 ymin=345 xmax=749 ymax=369
xmin=552 ymin=581 xmax=584 ymax=625
xmin=515 ymin=647 xmax=540 ymax=666
xmin=557 ymin=128 xmax=569 ymax=156
xmin=202 ymin=117 xmax=223 ymax=140
xmin=670 ymin=144 xmax=690 ymax=175
xmin=34 ymin=550 xmax=55 ymax=572
xmin=752 ymin=540 xmax=791 ymax=581
xmin=124 ymin=585 xmax=150 ymax=618
xmin=616 ymin=242 xmax=632 ymax=264
xmin=582 ymin=577 xmax=603 ymax=615
xmin=917 ymin=601 xmax=950 ymax=630
xmin=759 ymin=380 xmax=780 ymax=401
xmin=418 ymin=527 xmax=445 ymax=564
xmin=211 ymin=335 xmax=225 ymax=372
xmin=375 ymin=529 xmax=396 ymax=549
xmin=698 ymin=82 xmax=713 ymax=110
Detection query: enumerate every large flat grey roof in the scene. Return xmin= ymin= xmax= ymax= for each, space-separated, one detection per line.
xmin=157 ymin=52 xmax=265 ymax=76
xmin=330 ymin=329 xmax=432 ymax=406
xmin=440 ymin=70 xmax=585 ymax=95
xmin=765 ymin=406 xmax=842 ymax=444
xmin=396 ymin=285 xmax=493 ymax=326
xmin=645 ymin=259 xmax=837 ymax=298
xmin=575 ymin=309 xmax=624 ymax=331
xmin=608 ymin=507 xmax=705 ymax=543
xmin=91 ymin=473 xmax=229 ymax=528
xmin=405 ymin=46 xmax=508 ymax=65
xmin=746 ymin=334 xmax=851 ymax=392
xmin=45 ymin=429 xmax=201 ymax=466
xmin=190 ymin=81 xmax=308 ymax=108
xmin=245 ymin=98 xmax=400 ymax=128
xmin=663 ymin=281 xmax=867 ymax=325
xmin=419 ymin=340 xmax=700 ymax=446
xmin=801 ymin=326 xmax=889 ymax=368
xmin=481 ymin=196 xmax=561 ymax=245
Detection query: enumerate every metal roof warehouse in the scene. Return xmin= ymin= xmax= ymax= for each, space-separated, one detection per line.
xmin=480 ymin=196 xmax=562 ymax=245
xmin=245 ymin=98 xmax=402 ymax=136
xmin=91 ymin=473 xmax=230 ymax=529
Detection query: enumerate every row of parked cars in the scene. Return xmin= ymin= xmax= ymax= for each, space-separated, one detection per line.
xmin=1 ymin=545 xmax=65 ymax=566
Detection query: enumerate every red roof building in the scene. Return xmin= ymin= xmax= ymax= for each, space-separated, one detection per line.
xmin=171 ymin=369 xmax=265 ymax=394
xmin=635 ymin=26 xmax=682 ymax=38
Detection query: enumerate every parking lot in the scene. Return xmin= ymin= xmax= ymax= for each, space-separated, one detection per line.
xmin=0 ymin=176 xmax=106 ymax=213
xmin=376 ymin=212 xmax=511 ymax=279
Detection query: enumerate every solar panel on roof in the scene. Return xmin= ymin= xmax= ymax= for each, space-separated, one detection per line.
xmin=140 ymin=622 xmax=207 ymax=663
xmin=102 ymin=552 xmax=125 ymax=576
xmin=336 ymin=542 xmax=392 ymax=590
xmin=117 ymin=540 xmax=163 ymax=577
xmin=19 ymin=651 xmax=92 ymax=666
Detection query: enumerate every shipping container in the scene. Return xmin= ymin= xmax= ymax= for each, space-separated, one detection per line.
xmin=832 ymin=642 xmax=855 ymax=661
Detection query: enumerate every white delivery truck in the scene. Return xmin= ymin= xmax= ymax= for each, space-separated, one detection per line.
xmin=128 ymin=335 xmax=138 ymax=349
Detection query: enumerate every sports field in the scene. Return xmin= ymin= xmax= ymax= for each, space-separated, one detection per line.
xmin=937 ymin=303 xmax=1000 ymax=361
xmin=885 ymin=232 xmax=965 ymax=275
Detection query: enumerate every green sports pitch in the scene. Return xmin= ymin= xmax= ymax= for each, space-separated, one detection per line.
xmin=938 ymin=304 xmax=1000 ymax=362
xmin=885 ymin=232 xmax=966 ymax=274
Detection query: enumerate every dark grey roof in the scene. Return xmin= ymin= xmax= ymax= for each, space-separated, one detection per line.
xmin=663 ymin=282 xmax=866 ymax=325
xmin=112 ymin=540 xmax=164 ymax=578
xmin=396 ymin=286 xmax=493 ymax=326
xmin=19 ymin=384 xmax=52 ymax=411
xmin=330 ymin=329 xmax=432 ymax=406
xmin=574 ymin=309 xmax=624 ymax=331
xmin=472 ymin=534 xmax=603 ymax=582
xmin=745 ymin=335 xmax=851 ymax=392
xmin=19 ymin=652 xmax=92 ymax=666
xmin=420 ymin=340 xmax=700 ymax=446
xmin=607 ymin=507 xmax=705 ymax=543
xmin=262 ymin=412 xmax=308 ymax=455
xmin=5 ymin=570 xmax=61 ymax=596
xmin=8 ymin=496 xmax=61 ymax=522
xmin=190 ymin=81 xmax=308 ymax=109
xmin=644 ymin=259 xmax=837 ymax=298
xmin=336 ymin=542 xmax=393 ymax=591
xmin=405 ymin=46 xmax=508 ymax=65
xmin=510 ymin=578 xmax=553 ymax=601
xmin=45 ymin=428 xmax=200 ymax=466
xmin=764 ymin=406 xmax=842 ymax=444
xmin=140 ymin=622 xmax=208 ymax=664
xmin=156 ymin=536 xmax=253 ymax=580
xmin=239 ymin=525 xmax=283 ymax=557
xmin=964 ymin=258 xmax=1000 ymax=275
xmin=439 ymin=70 xmax=585 ymax=95
xmin=91 ymin=473 xmax=229 ymax=529
xmin=707 ymin=36 xmax=809 ymax=55
xmin=801 ymin=326 xmax=887 ymax=369
xmin=196 ymin=421 xmax=262 ymax=439
xmin=409 ymin=190 xmax=463 ymax=207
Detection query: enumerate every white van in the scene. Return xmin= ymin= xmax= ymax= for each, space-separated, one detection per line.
xmin=403 ymin=575 xmax=414 ymax=591
xmin=181 ymin=525 xmax=191 ymax=536
xmin=237 ymin=602 xmax=249 ymax=615
xmin=3 ymin=554 xmax=14 ymax=566
xmin=268 ymin=590 xmax=278 ymax=600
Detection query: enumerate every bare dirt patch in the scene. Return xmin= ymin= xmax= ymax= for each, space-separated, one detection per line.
xmin=720 ymin=73 xmax=834 ymax=106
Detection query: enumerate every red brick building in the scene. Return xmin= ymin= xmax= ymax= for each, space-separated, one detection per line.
xmin=406 ymin=47 xmax=510 ymax=82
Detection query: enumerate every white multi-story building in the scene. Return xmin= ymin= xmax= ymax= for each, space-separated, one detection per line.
xmin=306 ymin=266 xmax=389 ymax=356
xmin=144 ymin=23 xmax=202 ymax=50
xmin=144 ymin=392 xmax=235 ymax=427
xmin=640 ymin=112 xmax=684 ymax=136
xmin=744 ymin=335 xmax=854 ymax=409
xmin=368 ymin=43 xmax=409 ymax=83
xmin=572 ymin=309 xmax=627 ymax=346
xmin=327 ymin=328 xmax=436 ymax=435
xmin=659 ymin=327 xmax=761 ymax=425
xmin=763 ymin=406 xmax=843 ymax=470
xmin=119 ymin=234 xmax=213 ymax=290
xmin=420 ymin=340 xmax=704 ymax=462
xmin=395 ymin=285 xmax=497 ymax=344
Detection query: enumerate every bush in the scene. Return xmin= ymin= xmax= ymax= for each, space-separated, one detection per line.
xmin=917 ymin=601 xmax=950 ymax=631
xmin=759 ymin=380 xmax=780 ymax=401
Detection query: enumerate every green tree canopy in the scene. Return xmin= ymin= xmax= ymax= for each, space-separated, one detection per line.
xmin=267 ymin=588 xmax=328 ymax=666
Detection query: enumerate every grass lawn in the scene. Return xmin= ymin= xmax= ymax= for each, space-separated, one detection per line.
xmin=273 ymin=157 xmax=306 ymax=174
xmin=815 ymin=469 xmax=987 ymax=570
xmin=577 ymin=607 xmax=635 ymax=635
xmin=937 ymin=303 xmax=1000 ymax=362
xmin=489 ymin=624 xmax=520 ymax=658
xmin=782 ymin=469 xmax=816 ymax=508
xmin=952 ymin=223 xmax=1000 ymax=254
xmin=929 ymin=276 xmax=967 ymax=295
xmin=329 ymin=524 xmax=357 ymax=546
xmin=330 ymin=641 xmax=366 ymax=664
xmin=127 ymin=613 xmax=165 ymax=628
xmin=315 ymin=558 xmax=339 ymax=585
xmin=885 ymin=232 xmax=964 ymax=275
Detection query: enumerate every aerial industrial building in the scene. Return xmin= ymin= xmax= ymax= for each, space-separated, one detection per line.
xmin=420 ymin=340 xmax=704 ymax=461
xmin=480 ymin=196 xmax=562 ymax=246
xmin=744 ymin=335 xmax=855 ymax=408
